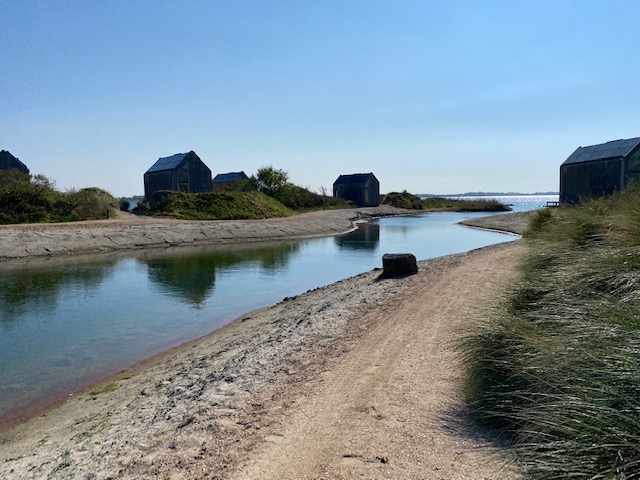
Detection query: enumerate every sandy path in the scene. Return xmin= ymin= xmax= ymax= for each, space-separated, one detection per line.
xmin=233 ymin=242 xmax=524 ymax=479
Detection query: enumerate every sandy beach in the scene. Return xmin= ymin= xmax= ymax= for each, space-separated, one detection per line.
xmin=0 ymin=210 xmax=528 ymax=479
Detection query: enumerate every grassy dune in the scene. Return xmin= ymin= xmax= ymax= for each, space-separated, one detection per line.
xmin=460 ymin=189 xmax=640 ymax=479
xmin=144 ymin=190 xmax=294 ymax=220
xmin=382 ymin=191 xmax=511 ymax=212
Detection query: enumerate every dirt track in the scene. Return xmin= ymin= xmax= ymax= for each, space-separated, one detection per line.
xmin=233 ymin=242 xmax=523 ymax=479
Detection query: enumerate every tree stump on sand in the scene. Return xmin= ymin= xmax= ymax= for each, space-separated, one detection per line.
xmin=381 ymin=253 xmax=418 ymax=278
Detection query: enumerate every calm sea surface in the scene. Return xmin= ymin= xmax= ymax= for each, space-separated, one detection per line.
xmin=0 ymin=198 xmax=554 ymax=420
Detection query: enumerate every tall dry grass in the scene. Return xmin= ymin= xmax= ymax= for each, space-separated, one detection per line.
xmin=460 ymin=189 xmax=640 ymax=479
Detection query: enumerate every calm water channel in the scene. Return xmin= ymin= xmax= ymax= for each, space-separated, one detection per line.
xmin=0 ymin=209 xmax=530 ymax=420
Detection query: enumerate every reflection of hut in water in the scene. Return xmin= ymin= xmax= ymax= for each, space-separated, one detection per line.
xmin=144 ymin=151 xmax=212 ymax=199
xmin=334 ymin=223 xmax=380 ymax=251
xmin=0 ymin=260 xmax=116 ymax=321
xmin=333 ymin=173 xmax=380 ymax=207
xmin=142 ymin=242 xmax=302 ymax=305
xmin=145 ymin=256 xmax=218 ymax=306
xmin=0 ymin=150 xmax=29 ymax=174
xmin=212 ymin=171 xmax=249 ymax=191
xmin=560 ymin=137 xmax=640 ymax=204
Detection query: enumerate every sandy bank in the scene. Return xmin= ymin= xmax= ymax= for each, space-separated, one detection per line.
xmin=0 ymin=239 xmax=524 ymax=479
xmin=0 ymin=206 xmax=410 ymax=261
xmin=459 ymin=210 xmax=533 ymax=235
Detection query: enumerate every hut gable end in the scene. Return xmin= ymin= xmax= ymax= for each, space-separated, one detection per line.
xmin=333 ymin=172 xmax=380 ymax=207
xmin=144 ymin=151 xmax=212 ymax=199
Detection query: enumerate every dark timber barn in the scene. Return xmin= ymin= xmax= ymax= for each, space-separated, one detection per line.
xmin=212 ymin=171 xmax=249 ymax=191
xmin=333 ymin=173 xmax=380 ymax=207
xmin=560 ymin=137 xmax=640 ymax=204
xmin=144 ymin=151 xmax=212 ymax=199
xmin=0 ymin=150 xmax=29 ymax=174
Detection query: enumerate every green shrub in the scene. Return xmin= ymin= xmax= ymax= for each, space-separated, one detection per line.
xmin=61 ymin=188 xmax=119 ymax=221
xmin=381 ymin=191 xmax=425 ymax=209
xmin=0 ymin=170 xmax=119 ymax=224
xmin=273 ymin=184 xmax=352 ymax=210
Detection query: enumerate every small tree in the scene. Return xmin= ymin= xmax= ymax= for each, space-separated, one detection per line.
xmin=253 ymin=165 xmax=289 ymax=197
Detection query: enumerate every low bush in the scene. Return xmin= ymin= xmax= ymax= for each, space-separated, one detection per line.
xmin=382 ymin=192 xmax=511 ymax=212
xmin=0 ymin=170 xmax=119 ymax=224
xmin=273 ymin=184 xmax=352 ymax=210
xmin=381 ymin=191 xmax=425 ymax=209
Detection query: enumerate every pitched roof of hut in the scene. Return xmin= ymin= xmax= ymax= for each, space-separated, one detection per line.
xmin=333 ymin=173 xmax=377 ymax=184
xmin=0 ymin=150 xmax=29 ymax=173
xmin=212 ymin=171 xmax=248 ymax=183
xmin=145 ymin=151 xmax=198 ymax=174
xmin=563 ymin=137 xmax=640 ymax=166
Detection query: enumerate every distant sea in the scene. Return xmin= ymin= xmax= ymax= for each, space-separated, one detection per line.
xmin=418 ymin=194 xmax=559 ymax=213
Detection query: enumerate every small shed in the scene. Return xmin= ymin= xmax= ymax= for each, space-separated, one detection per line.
xmin=212 ymin=171 xmax=249 ymax=191
xmin=144 ymin=151 xmax=212 ymax=199
xmin=0 ymin=150 xmax=29 ymax=174
xmin=333 ymin=173 xmax=380 ymax=207
xmin=560 ymin=137 xmax=640 ymax=204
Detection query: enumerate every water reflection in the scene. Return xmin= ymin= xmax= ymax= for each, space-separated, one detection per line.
xmin=0 ymin=260 xmax=117 ymax=323
xmin=140 ymin=242 xmax=300 ymax=305
xmin=334 ymin=223 xmax=380 ymax=251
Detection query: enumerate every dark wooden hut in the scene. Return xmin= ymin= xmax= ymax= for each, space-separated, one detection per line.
xmin=0 ymin=150 xmax=29 ymax=174
xmin=560 ymin=137 xmax=640 ymax=204
xmin=144 ymin=151 xmax=212 ymax=199
xmin=333 ymin=173 xmax=380 ymax=207
xmin=212 ymin=171 xmax=249 ymax=191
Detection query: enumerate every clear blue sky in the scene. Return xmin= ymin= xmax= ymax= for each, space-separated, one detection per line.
xmin=2 ymin=0 xmax=639 ymax=197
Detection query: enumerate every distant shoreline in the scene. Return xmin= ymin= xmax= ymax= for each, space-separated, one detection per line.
xmin=419 ymin=191 xmax=558 ymax=197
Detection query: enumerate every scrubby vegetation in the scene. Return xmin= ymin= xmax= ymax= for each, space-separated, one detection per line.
xmin=382 ymin=191 xmax=511 ymax=212
xmin=0 ymin=170 xmax=119 ymax=224
xmin=460 ymin=189 xmax=640 ymax=479
xmin=381 ymin=191 xmax=426 ymax=209
xmin=140 ymin=165 xmax=352 ymax=219
xmin=249 ymin=166 xmax=351 ymax=210
xmin=271 ymin=183 xmax=352 ymax=210
xmin=142 ymin=190 xmax=294 ymax=220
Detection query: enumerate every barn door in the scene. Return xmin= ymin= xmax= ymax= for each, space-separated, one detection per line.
xmin=178 ymin=164 xmax=189 ymax=192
